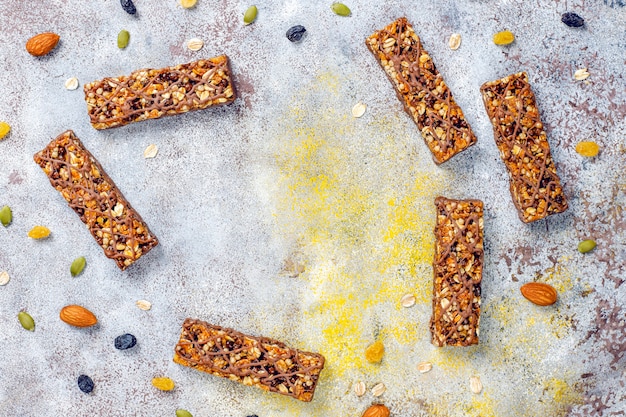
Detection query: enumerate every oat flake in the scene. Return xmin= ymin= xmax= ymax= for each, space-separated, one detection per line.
xmin=353 ymin=381 xmax=366 ymax=396
xmin=187 ymin=38 xmax=204 ymax=51
xmin=470 ymin=376 xmax=482 ymax=394
xmin=371 ymin=382 xmax=386 ymax=397
xmin=352 ymin=102 xmax=367 ymax=118
xmin=64 ymin=77 xmax=79 ymax=90
xmin=574 ymin=68 xmax=590 ymax=81
xmin=0 ymin=271 xmax=9 ymax=286
xmin=144 ymin=144 xmax=159 ymax=159
xmin=417 ymin=361 xmax=432 ymax=373
xmin=136 ymin=300 xmax=152 ymax=311
xmin=401 ymin=293 xmax=416 ymax=307
xmin=448 ymin=33 xmax=461 ymax=50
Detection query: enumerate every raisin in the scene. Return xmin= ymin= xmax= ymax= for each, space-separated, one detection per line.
xmin=120 ymin=0 xmax=137 ymax=15
xmin=114 ymin=333 xmax=137 ymax=350
xmin=286 ymin=25 xmax=306 ymax=42
xmin=575 ymin=141 xmax=600 ymax=157
xmin=561 ymin=12 xmax=584 ymax=28
xmin=77 ymin=374 xmax=94 ymax=394
xmin=493 ymin=30 xmax=515 ymax=45
xmin=365 ymin=341 xmax=385 ymax=363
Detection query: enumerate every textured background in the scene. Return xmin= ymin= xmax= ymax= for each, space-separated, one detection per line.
xmin=0 ymin=0 xmax=625 ymax=416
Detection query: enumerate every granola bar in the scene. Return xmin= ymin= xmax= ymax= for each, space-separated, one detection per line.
xmin=84 ymin=56 xmax=236 ymax=129
xmin=173 ymin=318 xmax=325 ymax=402
xmin=480 ymin=72 xmax=568 ymax=223
xmin=430 ymin=197 xmax=484 ymax=347
xmin=33 ymin=130 xmax=158 ymax=270
xmin=366 ymin=17 xmax=477 ymax=164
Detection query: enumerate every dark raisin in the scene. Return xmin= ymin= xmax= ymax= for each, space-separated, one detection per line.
xmin=286 ymin=25 xmax=306 ymax=42
xmin=120 ymin=0 xmax=137 ymax=15
xmin=246 ymin=415 xmax=259 ymax=417
xmin=561 ymin=12 xmax=584 ymax=27
xmin=77 ymin=374 xmax=94 ymax=394
xmin=114 ymin=333 xmax=137 ymax=350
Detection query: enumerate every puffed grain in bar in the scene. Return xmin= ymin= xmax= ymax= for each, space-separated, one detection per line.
xmin=33 ymin=130 xmax=159 ymax=270
xmin=430 ymin=197 xmax=484 ymax=347
xmin=173 ymin=318 xmax=325 ymax=402
xmin=480 ymin=71 xmax=567 ymax=223
xmin=84 ymin=56 xmax=236 ymax=129
xmin=366 ymin=17 xmax=477 ymax=164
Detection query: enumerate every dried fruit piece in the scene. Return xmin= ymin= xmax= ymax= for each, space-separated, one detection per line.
xmin=0 ymin=121 xmax=11 ymax=140
xmin=115 ymin=333 xmax=137 ymax=350
xmin=469 ymin=376 xmax=483 ymax=394
xmin=18 ymin=311 xmax=35 ymax=331
xmin=118 ymin=29 xmax=130 ymax=49
xmin=28 ymin=225 xmax=50 ymax=239
xmin=365 ymin=341 xmax=385 ymax=363
xmin=286 ymin=25 xmax=306 ymax=42
xmin=574 ymin=68 xmax=590 ymax=81
xmin=244 ymin=5 xmax=258 ymax=25
xmin=371 ymin=382 xmax=386 ymax=397
xmin=578 ymin=239 xmax=596 ymax=253
xmin=575 ymin=141 xmax=600 ymax=157
xmin=78 ymin=374 xmax=94 ymax=393
xmin=0 ymin=271 xmax=10 ymax=286
xmin=176 ymin=410 xmax=193 ymax=417
xmin=362 ymin=404 xmax=390 ymax=417
xmin=64 ymin=77 xmax=79 ymax=90
xmin=187 ymin=38 xmax=204 ymax=51
xmin=353 ymin=381 xmax=366 ymax=396
xmin=0 ymin=205 xmax=12 ymax=226
xmin=180 ymin=0 xmax=197 ymax=8
xmin=26 ymin=32 xmax=60 ymax=56
xmin=352 ymin=102 xmax=367 ymax=118
xmin=70 ymin=257 xmax=86 ymax=277
xmin=493 ymin=30 xmax=515 ymax=45
xmin=561 ymin=12 xmax=584 ymax=28
xmin=331 ymin=2 xmax=351 ymax=16
xmin=152 ymin=377 xmax=175 ymax=391
xmin=417 ymin=361 xmax=432 ymax=373
xmin=60 ymin=304 xmax=98 ymax=327
xmin=520 ymin=282 xmax=558 ymax=306
xmin=400 ymin=293 xmax=416 ymax=307
xmin=448 ymin=33 xmax=461 ymax=50
xmin=120 ymin=0 xmax=137 ymax=15
xmin=136 ymin=299 xmax=152 ymax=310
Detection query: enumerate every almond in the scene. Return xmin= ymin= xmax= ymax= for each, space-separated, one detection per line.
xmin=520 ymin=282 xmax=558 ymax=306
xmin=362 ymin=404 xmax=390 ymax=417
xmin=26 ymin=32 xmax=60 ymax=56
xmin=60 ymin=305 xmax=98 ymax=327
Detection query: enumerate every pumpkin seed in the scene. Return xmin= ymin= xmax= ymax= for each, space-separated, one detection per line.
xmin=176 ymin=410 xmax=193 ymax=417
xmin=18 ymin=311 xmax=35 ymax=331
xmin=0 ymin=205 xmax=12 ymax=226
xmin=118 ymin=30 xmax=130 ymax=49
xmin=243 ymin=5 xmax=257 ymax=25
xmin=331 ymin=2 xmax=351 ymax=16
xmin=578 ymin=239 xmax=596 ymax=253
xmin=0 ymin=270 xmax=10 ymax=286
xmin=70 ymin=256 xmax=86 ymax=277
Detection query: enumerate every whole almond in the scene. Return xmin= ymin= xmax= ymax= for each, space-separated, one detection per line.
xmin=60 ymin=305 xmax=98 ymax=327
xmin=26 ymin=32 xmax=60 ymax=56
xmin=362 ymin=404 xmax=390 ymax=417
xmin=520 ymin=282 xmax=557 ymax=306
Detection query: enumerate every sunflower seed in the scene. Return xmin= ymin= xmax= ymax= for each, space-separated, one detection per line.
xmin=143 ymin=144 xmax=159 ymax=159
xmin=448 ymin=33 xmax=461 ymax=50
xmin=353 ymin=381 xmax=366 ymax=396
xmin=187 ymin=38 xmax=204 ymax=51
xmin=64 ymin=77 xmax=79 ymax=90
xmin=401 ymin=293 xmax=416 ymax=307
xmin=351 ymin=102 xmax=367 ymax=118
xmin=0 ymin=271 xmax=10 ymax=286
xmin=371 ymin=382 xmax=386 ymax=396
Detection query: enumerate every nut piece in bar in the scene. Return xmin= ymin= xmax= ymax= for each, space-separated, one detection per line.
xmin=84 ymin=56 xmax=236 ymax=129
xmin=480 ymin=72 xmax=568 ymax=223
xmin=430 ymin=197 xmax=484 ymax=347
xmin=366 ymin=17 xmax=477 ymax=164
xmin=173 ymin=318 xmax=325 ymax=402
xmin=33 ymin=130 xmax=158 ymax=270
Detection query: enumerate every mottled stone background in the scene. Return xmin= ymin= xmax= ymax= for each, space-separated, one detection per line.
xmin=0 ymin=0 xmax=624 ymax=416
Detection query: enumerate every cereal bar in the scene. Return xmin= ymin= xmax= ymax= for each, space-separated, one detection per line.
xmin=173 ymin=318 xmax=325 ymax=402
xmin=84 ymin=56 xmax=236 ymax=129
xmin=33 ymin=130 xmax=159 ymax=270
xmin=480 ymin=72 xmax=568 ymax=223
xmin=430 ymin=197 xmax=484 ymax=347
xmin=366 ymin=17 xmax=477 ymax=164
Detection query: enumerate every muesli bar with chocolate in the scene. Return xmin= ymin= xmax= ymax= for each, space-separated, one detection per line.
xmin=84 ymin=56 xmax=236 ymax=129
xmin=173 ymin=318 xmax=325 ymax=402
xmin=480 ymin=71 xmax=568 ymax=223
xmin=430 ymin=197 xmax=484 ymax=347
xmin=33 ymin=130 xmax=159 ymax=270
xmin=366 ymin=17 xmax=477 ymax=164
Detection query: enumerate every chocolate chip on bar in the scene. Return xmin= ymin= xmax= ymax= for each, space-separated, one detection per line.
xmin=173 ymin=318 xmax=325 ymax=402
xmin=84 ymin=56 xmax=236 ymax=129
xmin=366 ymin=17 xmax=477 ymax=164
xmin=430 ymin=197 xmax=484 ymax=347
xmin=33 ymin=130 xmax=159 ymax=270
xmin=480 ymin=71 xmax=568 ymax=223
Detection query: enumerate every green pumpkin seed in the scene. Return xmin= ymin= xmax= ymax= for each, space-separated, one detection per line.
xmin=331 ymin=2 xmax=351 ymax=16
xmin=118 ymin=30 xmax=130 ymax=49
xmin=176 ymin=409 xmax=193 ymax=417
xmin=18 ymin=311 xmax=35 ymax=331
xmin=243 ymin=5 xmax=257 ymax=25
xmin=578 ymin=239 xmax=596 ymax=253
xmin=0 ymin=205 xmax=12 ymax=227
xmin=70 ymin=256 xmax=86 ymax=277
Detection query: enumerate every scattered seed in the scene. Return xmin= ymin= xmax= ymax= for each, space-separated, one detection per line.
xmin=469 ymin=376 xmax=482 ymax=394
xmin=143 ymin=144 xmax=159 ymax=159
xmin=136 ymin=299 xmax=152 ymax=310
xmin=18 ymin=311 xmax=35 ymax=331
xmin=244 ymin=5 xmax=258 ymax=25
xmin=78 ymin=374 xmax=94 ymax=394
xmin=115 ymin=333 xmax=137 ymax=350
xmin=64 ymin=77 xmax=79 ymax=90
xmin=331 ymin=2 xmax=351 ymax=16
xmin=286 ymin=25 xmax=306 ymax=43
xmin=351 ymin=102 xmax=367 ymax=118
xmin=187 ymin=38 xmax=204 ymax=51
xmin=180 ymin=0 xmax=197 ymax=8
xmin=448 ymin=33 xmax=461 ymax=50
xmin=0 ymin=271 xmax=9 ymax=286
xmin=118 ymin=30 xmax=130 ymax=49
xmin=365 ymin=341 xmax=385 ymax=363
xmin=0 ymin=205 xmax=12 ymax=226
xmin=371 ymin=382 xmax=386 ymax=397
xmin=120 ymin=0 xmax=137 ymax=15
xmin=152 ymin=377 xmax=175 ymax=391
xmin=578 ymin=239 xmax=596 ymax=253
xmin=401 ymin=293 xmax=416 ymax=307
xmin=28 ymin=225 xmax=50 ymax=239
xmin=561 ymin=12 xmax=584 ymax=28
xmin=574 ymin=68 xmax=590 ymax=81
xmin=176 ymin=410 xmax=193 ymax=417
xmin=493 ymin=30 xmax=515 ymax=45
xmin=575 ymin=141 xmax=600 ymax=157
xmin=70 ymin=256 xmax=86 ymax=277
xmin=353 ymin=380 xmax=366 ymax=396
xmin=417 ymin=361 xmax=433 ymax=373
xmin=0 ymin=121 xmax=11 ymax=140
